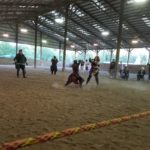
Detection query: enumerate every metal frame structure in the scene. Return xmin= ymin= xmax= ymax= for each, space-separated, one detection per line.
xmin=0 ymin=0 xmax=150 ymax=70
xmin=0 ymin=0 xmax=149 ymax=50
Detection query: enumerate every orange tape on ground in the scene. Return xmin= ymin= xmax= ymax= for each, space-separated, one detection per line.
xmin=0 ymin=111 xmax=150 ymax=150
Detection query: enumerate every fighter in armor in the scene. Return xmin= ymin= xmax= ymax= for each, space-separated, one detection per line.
xmin=86 ymin=56 xmax=100 ymax=85
xmin=65 ymin=60 xmax=84 ymax=87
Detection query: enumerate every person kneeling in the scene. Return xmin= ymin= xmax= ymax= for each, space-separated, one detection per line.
xmin=65 ymin=60 xmax=84 ymax=87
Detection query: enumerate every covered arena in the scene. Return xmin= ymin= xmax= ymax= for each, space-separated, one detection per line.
xmin=0 ymin=66 xmax=150 ymax=150
xmin=0 ymin=0 xmax=150 ymax=150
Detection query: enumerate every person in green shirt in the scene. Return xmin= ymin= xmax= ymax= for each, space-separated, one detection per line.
xmin=14 ymin=49 xmax=28 ymax=78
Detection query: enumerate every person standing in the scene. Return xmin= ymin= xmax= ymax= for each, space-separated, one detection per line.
xmin=14 ymin=49 xmax=28 ymax=78
xmin=80 ymin=60 xmax=84 ymax=72
xmin=50 ymin=56 xmax=58 ymax=75
xmin=137 ymin=67 xmax=146 ymax=80
xmin=84 ymin=59 xmax=89 ymax=73
xmin=109 ymin=59 xmax=116 ymax=78
xmin=120 ymin=65 xmax=129 ymax=80
xmin=86 ymin=56 xmax=100 ymax=85
xmin=119 ymin=61 xmax=124 ymax=77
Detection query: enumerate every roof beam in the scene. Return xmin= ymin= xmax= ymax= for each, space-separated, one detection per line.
xmin=72 ymin=6 xmax=113 ymax=47
xmin=38 ymin=18 xmax=86 ymax=49
xmin=104 ymin=0 xmax=150 ymax=44
xmin=45 ymin=15 xmax=95 ymax=45
xmin=57 ymin=8 xmax=114 ymax=48
xmin=74 ymin=2 xmax=129 ymax=47
xmin=25 ymin=22 xmax=63 ymax=43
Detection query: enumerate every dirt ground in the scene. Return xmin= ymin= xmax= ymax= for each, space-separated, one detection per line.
xmin=0 ymin=66 xmax=150 ymax=150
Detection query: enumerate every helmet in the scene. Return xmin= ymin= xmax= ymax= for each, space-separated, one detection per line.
xmin=94 ymin=56 xmax=100 ymax=62
xmin=74 ymin=60 xmax=77 ymax=63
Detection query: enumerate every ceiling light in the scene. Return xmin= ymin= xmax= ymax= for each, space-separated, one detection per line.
xmin=66 ymin=38 xmax=69 ymax=41
xmin=71 ymin=45 xmax=75 ymax=48
xmin=132 ymin=40 xmax=138 ymax=44
xmin=42 ymin=40 xmax=47 ymax=44
xmin=55 ymin=18 xmax=64 ymax=24
xmin=19 ymin=6 xmax=26 ymax=8
xmin=93 ymin=43 xmax=98 ymax=46
xmin=20 ymin=28 xmax=28 ymax=33
xmin=102 ymin=31 xmax=109 ymax=36
xmin=2 ymin=33 xmax=9 ymax=38
xmin=134 ymin=0 xmax=147 ymax=3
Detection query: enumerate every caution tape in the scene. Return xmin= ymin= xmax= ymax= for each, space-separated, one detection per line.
xmin=0 ymin=111 xmax=150 ymax=150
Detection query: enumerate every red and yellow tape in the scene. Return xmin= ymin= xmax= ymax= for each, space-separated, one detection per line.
xmin=0 ymin=111 xmax=150 ymax=150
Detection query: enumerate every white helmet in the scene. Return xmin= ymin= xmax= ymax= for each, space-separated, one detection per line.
xmin=141 ymin=67 xmax=145 ymax=70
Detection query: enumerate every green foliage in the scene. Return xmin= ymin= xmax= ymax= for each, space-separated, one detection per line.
xmin=0 ymin=41 xmax=149 ymax=65
xmin=129 ymin=54 xmax=136 ymax=64
xmin=140 ymin=55 xmax=148 ymax=65
xmin=0 ymin=41 xmax=16 ymax=57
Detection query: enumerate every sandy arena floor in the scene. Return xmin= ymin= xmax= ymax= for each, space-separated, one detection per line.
xmin=0 ymin=66 xmax=150 ymax=150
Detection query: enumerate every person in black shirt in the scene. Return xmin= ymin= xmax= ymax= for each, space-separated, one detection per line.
xmin=137 ymin=67 xmax=146 ymax=80
xmin=50 ymin=56 xmax=58 ymax=75
xmin=14 ymin=49 xmax=28 ymax=78
xmin=109 ymin=59 xmax=116 ymax=78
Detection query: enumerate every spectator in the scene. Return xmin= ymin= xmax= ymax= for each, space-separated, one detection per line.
xmin=109 ymin=59 xmax=116 ymax=78
xmin=85 ymin=59 xmax=89 ymax=73
xmin=14 ymin=49 xmax=28 ymax=78
xmin=147 ymin=61 xmax=150 ymax=80
xmin=50 ymin=56 xmax=58 ymax=75
xmin=120 ymin=65 xmax=129 ymax=80
xmin=137 ymin=67 xmax=146 ymax=80
xmin=80 ymin=60 xmax=84 ymax=72
xmin=119 ymin=61 xmax=124 ymax=77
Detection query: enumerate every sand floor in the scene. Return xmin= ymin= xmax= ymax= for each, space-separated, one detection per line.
xmin=0 ymin=66 xmax=150 ymax=150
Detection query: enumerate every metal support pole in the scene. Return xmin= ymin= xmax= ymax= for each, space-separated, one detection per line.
xmin=127 ymin=48 xmax=131 ymax=65
xmin=115 ymin=0 xmax=126 ymax=78
xmin=75 ymin=49 xmax=77 ymax=60
xmin=62 ymin=3 xmax=69 ymax=71
xmin=40 ymin=32 xmax=42 ymax=61
xmin=96 ymin=47 xmax=99 ymax=56
xmin=84 ymin=49 xmax=86 ymax=61
xmin=127 ymin=48 xmax=133 ymax=65
xmin=15 ymin=22 xmax=19 ymax=54
xmin=34 ymin=17 xmax=38 ymax=68
xmin=110 ymin=49 xmax=113 ymax=62
xmin=59 ymin=42 xmax=62 ymax=61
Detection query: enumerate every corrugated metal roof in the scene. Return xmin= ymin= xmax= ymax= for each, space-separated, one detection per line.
xmin=0 ymin=0 xmax=150 ymax=50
